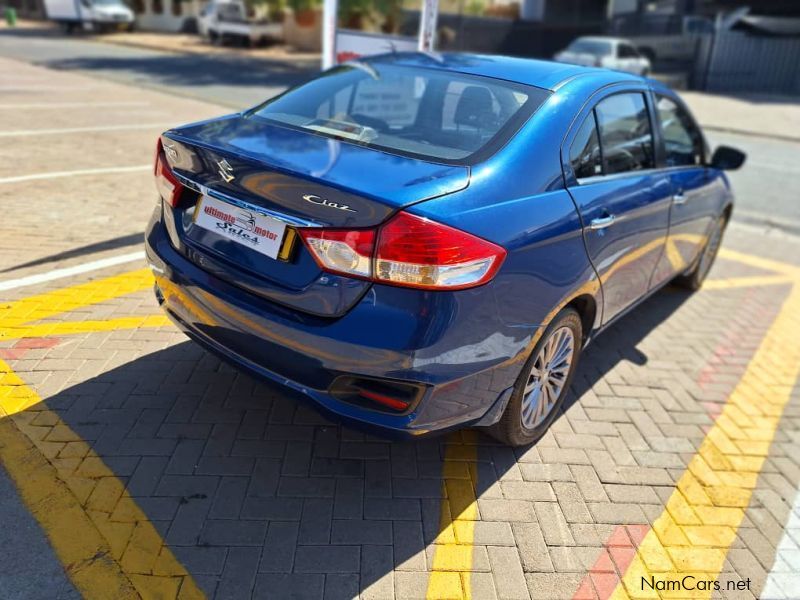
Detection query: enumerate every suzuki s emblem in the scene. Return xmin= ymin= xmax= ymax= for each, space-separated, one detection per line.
xmin=217 ymin=159 xmax=235 ymax=183
xmin=302 ymin=194 xmax=356 ymax=213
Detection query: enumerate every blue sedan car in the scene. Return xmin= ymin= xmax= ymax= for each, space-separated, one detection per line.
xmin=145 ymin=53 xmax=744 ymax=446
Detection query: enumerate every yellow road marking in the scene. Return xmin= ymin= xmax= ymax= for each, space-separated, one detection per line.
xmin=0 ymin=358 xmax=204 ymax=599
xmin=0 ymin=268 xmax=155 ymax=337
xmin=611 ymin=274 xmax=800 ymax=598
xmin=702 ymin=274 xmax=794 ymax=290
xmin=0 ymin=267 xmax=203 ymax=599
xmin=718 ymin=248 xmax=800 ymax=278
xmin=1 ymin=314 xmax=171 ymax=340
xmin=427 ymin=430 xmax=479 ymax=600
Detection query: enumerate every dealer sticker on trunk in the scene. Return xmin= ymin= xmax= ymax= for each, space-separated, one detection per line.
xmin=194 ymin=195 xmax=286 ymax=260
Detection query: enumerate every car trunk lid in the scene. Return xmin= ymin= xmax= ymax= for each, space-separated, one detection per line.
xmin=160 ymin=115 xmax=470 ymax=317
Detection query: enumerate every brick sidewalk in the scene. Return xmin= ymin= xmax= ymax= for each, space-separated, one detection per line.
xmin=2 ymin=56 xmax=800 ymax=600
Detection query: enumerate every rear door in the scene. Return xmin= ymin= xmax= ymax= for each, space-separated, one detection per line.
xmin=648 ymin=93 xmax=723 ymax=286
xmin=564 ymin=89 xmax=672 ymax=325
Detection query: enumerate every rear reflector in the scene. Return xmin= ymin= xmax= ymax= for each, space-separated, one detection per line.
xmin=329 ymin=375 xmax=422 ymax=414
xmin=299 ymin=212 xmax=505 ymax=290
xmin=154 ymin=138 xmax=184 ymax=208
xmin=358 ymin=389 xmax=410 ymax=411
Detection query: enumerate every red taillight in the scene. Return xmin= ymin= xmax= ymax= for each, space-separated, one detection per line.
xmin=375 ymin=212 xmax=506 ymax=290
xmin=299 ymin=212 xmax=506 ymax=290
xmin=154 ymin=138 xmax=184 ymax=207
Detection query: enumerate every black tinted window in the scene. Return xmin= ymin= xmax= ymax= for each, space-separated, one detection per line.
xmin=249 ymin=64 xmax=548 ymax=163
xmin=595 ymin=93 xmax=655 ymax=175
xmin=618 ymin=44 xmax=639 ymax=58
xmin=570 ymin=112 xmax=602 ymax=179
xmin=656 ymin=95 xmax=704 ymax=167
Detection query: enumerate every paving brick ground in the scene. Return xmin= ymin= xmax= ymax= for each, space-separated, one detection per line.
xmin=2 ymin=56 xmax=800 ymax=600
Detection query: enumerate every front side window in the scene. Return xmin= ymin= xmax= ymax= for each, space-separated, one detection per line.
xmin=249 ymin=63 xmax=549 ymax=163
xmin=656 ymin=95 xmax=704 ymax=167
xmin=618 ymin=44 xmax=639 ymax=58
xmin=570 ymin=112 xmax=602 ymax=179
xmin=595 ymin=93 xmax=655 ymax=175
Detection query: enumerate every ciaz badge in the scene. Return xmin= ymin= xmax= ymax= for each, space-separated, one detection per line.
xmin=302 ymin=194 xmax=356 ymax=213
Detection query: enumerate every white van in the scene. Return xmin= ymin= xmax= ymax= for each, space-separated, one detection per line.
xmin=44 ymin=0 xmax=135 ymax=32
xmin=198 ymin=0 xmax=282 ymax=47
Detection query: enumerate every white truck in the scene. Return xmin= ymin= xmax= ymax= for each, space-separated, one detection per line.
xmin=198 ymin=0 xmax=282 ymax=47
xmin=44 ymin=0 xmax=135 ymax=32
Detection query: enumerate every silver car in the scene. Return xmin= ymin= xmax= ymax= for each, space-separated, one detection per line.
xmin=554 ymin=36 xmax=651 ymax=76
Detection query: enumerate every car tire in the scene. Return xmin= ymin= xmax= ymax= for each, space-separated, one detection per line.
xmin=488 ymin=308 xmax=583 ymax=447
xmin=675 ymin=214 xmax=727 ymax=291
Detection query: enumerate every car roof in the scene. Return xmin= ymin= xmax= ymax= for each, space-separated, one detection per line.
xmin=366 ymin=52 xmax=642 ymax=92
xmin=571 ymin=36 xmax=634 ymax=46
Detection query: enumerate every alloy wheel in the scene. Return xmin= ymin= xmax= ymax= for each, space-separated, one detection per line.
xmin=520 ymin=326 xmax=575 ymax=430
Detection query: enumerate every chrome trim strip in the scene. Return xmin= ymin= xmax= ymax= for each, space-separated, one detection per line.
xmin=174 ymin=173 xmax=322 ymax=228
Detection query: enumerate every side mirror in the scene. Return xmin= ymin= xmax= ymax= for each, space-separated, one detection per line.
xmin=710 ymin=145 xmax=746 ymax=171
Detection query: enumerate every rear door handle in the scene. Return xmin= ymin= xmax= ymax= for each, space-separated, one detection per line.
xmin=673 ymin=192 xmax=687 ymax=205
xmin=589 ymin=215 xmax=616 ymax=230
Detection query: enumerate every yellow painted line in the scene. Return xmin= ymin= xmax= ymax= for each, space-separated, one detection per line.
xmin=718 ymin=248 xmax=800 ymax=278
xmin=1 ymin=314 xmax=172 ymax=340
xmin=0 ymin=268 xmax=155 ymax=335
xmin=427 ymin=430 xmax=479 ymax=600
xmin=0 ymin=267 xmax=202 ymax=598
xmin=611 ymin=280 xmax=800 ymax=599
xmin=702 ymin=275 xmax=795 ymax=290
xmin=0 ymin=358 xmax=204 ymax=599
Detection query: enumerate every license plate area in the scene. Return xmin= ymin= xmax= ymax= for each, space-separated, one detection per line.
xmin=193 ymin=194 xmax=293 ymax=261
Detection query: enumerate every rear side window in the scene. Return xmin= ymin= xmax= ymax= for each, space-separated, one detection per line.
xmin=618 ymin=44 xmax=639 ymax=58
xmin=248 ymin=63 xmax=549 ymax=164
xmin=656 ymin=95 xmax=705 ymax=167
xmin=595 ymin=93 xmax=655 ymax=175
xmin=570 ymin=113 xmax=602 ymax=179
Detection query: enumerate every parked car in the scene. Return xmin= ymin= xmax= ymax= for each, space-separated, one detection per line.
xmin=44 ymin=0 xmax=134 ymax=32
xmin=198 ymin=0 xmax=282 ymax=47
xmin=146 ymin=53 xmax=744 ymax=446
xmin=614 ymin=14 xmax=714 ymax=63
xmin=554 ymin=36 xmax=651 ymax=76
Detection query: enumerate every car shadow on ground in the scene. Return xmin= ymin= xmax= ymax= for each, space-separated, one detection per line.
xmin=33 ymin=284 xmax=692 ymax=597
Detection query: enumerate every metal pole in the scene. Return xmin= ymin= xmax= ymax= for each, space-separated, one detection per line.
xmin=418 ymin=0 xmax=439 ymax=52
xmin=322 ymin=0 xmax=338 ymax=69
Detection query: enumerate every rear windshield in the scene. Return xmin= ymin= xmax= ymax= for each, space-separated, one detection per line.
xmin=247 ymin=63 xmax=549 ymax=164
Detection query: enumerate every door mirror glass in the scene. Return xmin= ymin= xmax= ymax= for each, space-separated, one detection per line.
xmin=710 ymin=145 xmax=746 ymax=170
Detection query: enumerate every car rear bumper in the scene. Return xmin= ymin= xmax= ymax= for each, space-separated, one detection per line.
xmin=144 ymin=206 xmax=531 ymax=436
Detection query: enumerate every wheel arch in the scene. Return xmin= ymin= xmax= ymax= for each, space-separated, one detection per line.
xmin=565 ymin=293 xmax=599 ymax=344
